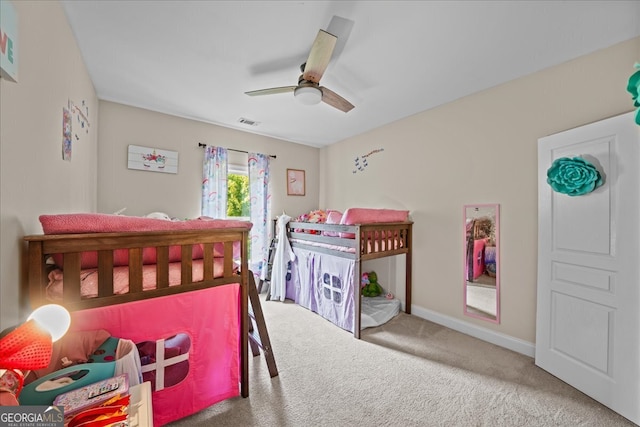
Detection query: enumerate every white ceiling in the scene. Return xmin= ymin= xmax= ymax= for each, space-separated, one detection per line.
xmin=61 ymin=1 xmax=640 ymax=148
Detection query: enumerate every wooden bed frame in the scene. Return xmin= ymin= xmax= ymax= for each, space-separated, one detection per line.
xmin=285 ymin=220 xmax=413 ymax=338
xmin=22 ymin=227 xmax=250 ymax=397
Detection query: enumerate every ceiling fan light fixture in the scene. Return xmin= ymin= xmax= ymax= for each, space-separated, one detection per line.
xmin=294 ymin=86 xmax=322 ymax=105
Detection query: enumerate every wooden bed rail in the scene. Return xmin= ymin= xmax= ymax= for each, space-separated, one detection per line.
xmin=23 ymin=228 xmax=249 ymax=312
xmin=358 ymin=222 xmax=412 ymax=259
xmin=287 ymin=221 xmax=413 ymax=259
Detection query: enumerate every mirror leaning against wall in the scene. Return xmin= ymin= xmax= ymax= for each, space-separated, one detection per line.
xmin=464 ymin=204 xmax=500 ymax=323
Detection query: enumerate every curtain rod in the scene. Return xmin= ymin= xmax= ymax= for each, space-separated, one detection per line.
xmin=198 ymin=142 xmax=276 ymax=159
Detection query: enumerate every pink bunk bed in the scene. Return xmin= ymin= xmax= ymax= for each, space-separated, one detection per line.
xmin=22 ymin=213 xmax=252 ymax=426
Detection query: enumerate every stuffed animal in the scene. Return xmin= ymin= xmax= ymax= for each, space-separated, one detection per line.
xmin=306 ymin=210 xmax=327 ymax=234
xmin=361 ymin=271 xmax=383 ymax=297
xmin=306 ymin=210 xmax=327 ymax=223
xmin=361 ymin=272 xmax=370 ymax=288
xmin=294 ymin=210 xmax=328 ymax=234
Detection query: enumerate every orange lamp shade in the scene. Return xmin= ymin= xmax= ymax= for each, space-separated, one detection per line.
xmin=0 ymin=319 xmax=53 ymax=371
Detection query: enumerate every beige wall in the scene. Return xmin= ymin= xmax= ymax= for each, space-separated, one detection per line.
xmin=1 ymin=0 xmax=637 ymax=351
xmin=320 ymin=36 xmax=640 ymax=344
xmin=0 ymin=1 xmax=99 ymax=330
xmin=97 ymin=101 xmax=319 ymax=220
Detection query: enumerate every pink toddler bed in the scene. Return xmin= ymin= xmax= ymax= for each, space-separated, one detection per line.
xmin=23 ymin=213 xmax=252 ymax=425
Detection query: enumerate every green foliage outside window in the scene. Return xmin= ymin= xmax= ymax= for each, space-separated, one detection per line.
xmin=227 ymin=174 xmax=249 ymax=218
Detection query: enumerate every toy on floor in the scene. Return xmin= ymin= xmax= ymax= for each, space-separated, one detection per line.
xmin=361 ymin=271 xmax=383 ymax=297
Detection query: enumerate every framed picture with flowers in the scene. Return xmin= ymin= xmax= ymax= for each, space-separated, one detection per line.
xmin=287 ymin=169 xmax=305 ymax=196
xmin=127 ymin=145 xmax=178 ymax=174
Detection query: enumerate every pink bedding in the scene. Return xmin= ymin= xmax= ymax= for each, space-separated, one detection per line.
xmin=46 ymin=259 xmax=228 ymax=301
xmin=39 ymin=214 xmax=249 ymax=269
xmin=39 ymin=213 xmax=252 ymax=233
xmin=339 ymin=208 xmax=409 ymax=238
xmin=293 ymin=208 xmax=409 ymax=238
xmin=339 ymin=208 xmax=409 ymax=224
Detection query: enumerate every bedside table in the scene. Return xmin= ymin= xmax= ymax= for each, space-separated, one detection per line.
xmin=128 ymin=382 xmax=153 ymax=427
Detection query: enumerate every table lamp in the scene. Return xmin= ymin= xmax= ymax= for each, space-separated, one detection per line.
xmin=0 ymin=304 xmax=71 ymax=399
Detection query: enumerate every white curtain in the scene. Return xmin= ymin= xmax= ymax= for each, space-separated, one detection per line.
xmin=248 ymin=152 xmax=271 ymax=279
xmin=201 ymin=146 xmax=228 ymax=218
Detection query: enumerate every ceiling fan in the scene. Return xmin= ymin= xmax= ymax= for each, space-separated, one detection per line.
xmin=245 ymin=30 xmax=355 ymax=113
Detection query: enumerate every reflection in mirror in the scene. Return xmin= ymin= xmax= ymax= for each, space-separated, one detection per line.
xmin=464 ymin=204 xmax=500 ymax=323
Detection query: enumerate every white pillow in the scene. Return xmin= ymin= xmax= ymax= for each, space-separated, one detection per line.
xmin=145 ymin=212 xmax=171 ymax=220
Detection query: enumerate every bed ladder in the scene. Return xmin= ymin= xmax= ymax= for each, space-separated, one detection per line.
xmin=257 ymin=236 xmax=277 ymax=300
xmin=248 ymin=273 xmax=278 ymax=377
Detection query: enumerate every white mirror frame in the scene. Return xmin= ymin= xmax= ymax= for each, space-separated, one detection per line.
xmin=463 ymin=204 xmax=500 ymax=323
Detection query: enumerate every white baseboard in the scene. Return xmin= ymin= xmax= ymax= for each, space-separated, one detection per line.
xmin=410 ymin=305 xmax=536 ymax=358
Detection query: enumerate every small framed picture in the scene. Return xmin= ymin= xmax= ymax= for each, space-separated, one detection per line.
xmin=287 ymin=169 xmax=305 ymax=196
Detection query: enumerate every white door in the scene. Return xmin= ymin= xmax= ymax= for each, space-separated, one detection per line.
xmin=536 ymin=111 xmax=639 ymax=425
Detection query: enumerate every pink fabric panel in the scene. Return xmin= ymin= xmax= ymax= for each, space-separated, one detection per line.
xmin=40 ymin=214 xmax=250 ymax=268
xmin=339 ymin=208 xmax=409 ymax=238
xmin=68 ymin=285 xmax=240 ymax=426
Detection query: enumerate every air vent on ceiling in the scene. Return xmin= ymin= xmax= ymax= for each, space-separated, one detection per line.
xmin=238 ymin=117 xmax=260 ymax=126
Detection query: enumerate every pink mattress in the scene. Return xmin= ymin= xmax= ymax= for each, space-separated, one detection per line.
xmin=46 ymin=258 xmax=228 ymax=301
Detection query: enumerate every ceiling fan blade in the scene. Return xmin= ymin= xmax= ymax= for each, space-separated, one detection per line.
xmin=302 ymin=30 xmax=337 ymax=84
xmin=320 ymin=87 xmax=354 ymax=113
xmin=245 ymin=86 xmax=296 ymax=96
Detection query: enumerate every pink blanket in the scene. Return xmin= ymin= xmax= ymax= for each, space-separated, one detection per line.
xmin=39 ymin=214 xmax=249 ymax=269
xmin=39 ymin=213 xmax=252 ymax=234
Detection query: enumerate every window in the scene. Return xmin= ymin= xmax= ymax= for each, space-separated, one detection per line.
xmin=228 ymin=163 xmax=252 ymax=260
xmin=137 ymin=333 xmax=191 ymax=391
xmin=227 ymin=150 xmax=249 ymax=220
xmin=227 ymin=164 xmax=249 ymax=219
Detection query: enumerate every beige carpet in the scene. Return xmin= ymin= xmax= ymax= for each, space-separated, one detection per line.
xmin=168 ymin=295 xmax=636 ymax=427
